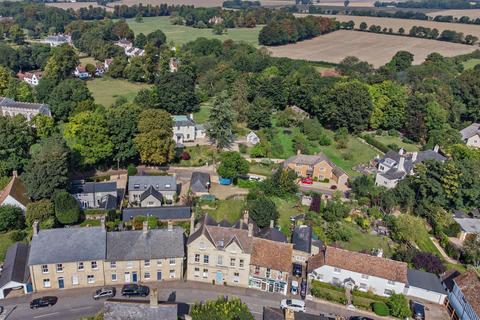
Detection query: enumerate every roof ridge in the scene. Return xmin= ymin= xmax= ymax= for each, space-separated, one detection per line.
xmin=327 ymin=245 xmax=407 ymax=265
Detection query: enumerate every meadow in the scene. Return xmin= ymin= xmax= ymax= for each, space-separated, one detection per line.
xmin=86 ymin=77 xmax=151 ymax=107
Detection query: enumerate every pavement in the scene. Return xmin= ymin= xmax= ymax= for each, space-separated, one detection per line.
xmin=0 ymin=281 xmax=391 ymax=320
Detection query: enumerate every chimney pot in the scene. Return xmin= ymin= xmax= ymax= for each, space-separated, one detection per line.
xmin=12 ymin=170 xmax=18 ymax=178
xmin=168 ymin=221 xmax=173 ymax=231
xmin=143 ymin=220 xmax=148 ymax=232
xmin=434 ymin=144 xmax=439 ymax=153
xmin=270 ymin=220 xmax=274 ymax=228
xmin=190 ymin=212 xmax=195 ymax=234
xmin=397 ymin=156 xmax=405 ymax=172
xmin=243 ymin=210 xmax=249 ymax=225
xmin=248 ymin=223 xmax=253 ymax=237
xmin=101 ymin=217 xmax=106 ymax=231
xmin=32 ymin=220 xmax=39 ymax=236
xmin=399 ymin=148 xmax=405 ymax=155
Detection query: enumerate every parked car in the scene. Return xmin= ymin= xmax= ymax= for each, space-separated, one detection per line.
xmin=249 ymin=175 xmax=264 ymax=182
xmin=280 ymin=299 xmax=306 ymax=312
xmin=291 ymin=280 xmax=299 ymax=295
xmin=0 ymin=306 xmax=4 ymax=314
xmin=349 ymin=317 xmax=374 ymax=320
xmin=300 ymin=278 xmax=307 ymax=300
xmin=121 ymin=284 xmax=149 ymax=297
xmin=301 ymin=177 xmax=313 ymax=185
xmin=30 ymin=296 xmax=58 ymax=309
xmin=292 ymin=264 xmax=302 ymax=277
xmin=93 ymin=287 xmax=116 ymax=300
xmin=410 ymin=300 xmax=425 ymax=320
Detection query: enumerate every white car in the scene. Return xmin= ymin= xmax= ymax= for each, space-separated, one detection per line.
xmin=280 ymin=299 xmax=306 ymax=312
xmin=291 ymin=280 xmax=299 ymax=295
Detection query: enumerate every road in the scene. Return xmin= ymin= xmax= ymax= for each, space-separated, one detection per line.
xmin=1 ymin=281 xmax=387 ymax=320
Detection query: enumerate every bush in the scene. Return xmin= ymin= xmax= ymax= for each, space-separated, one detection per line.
xmin=127 ymin=164 xmax=137 ymax=176
xmin=26 ymin=199 xmax=55 ymax=227
xmin=9 ymin=229 xmax=26 ymax=241
xmin=53 ymin=191 xmax=81 ymax=225
xmin=387 ymin=294 xmax=411 ymax=318
xmin=181 ymin=151 xmax=191 ymax=160
xmin=0 ymin=205 xmax=25 ymax=231
xmin=372 ymin=302 xmax=390 ymax=316
xmin=238 ymin=143 xmax=247 ymax=154
xmin=445 ymin=221 xmax=461 ymax=237
xmin=352 ymin=289 xmax=388 ymax=302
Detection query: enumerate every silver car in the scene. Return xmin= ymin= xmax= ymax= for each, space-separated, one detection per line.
xmin=280 ymin=299 xmax=306 ymax=312
xmin=93 ymin=287 xmax=116 ymax=300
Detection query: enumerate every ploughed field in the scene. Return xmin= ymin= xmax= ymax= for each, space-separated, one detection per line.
xmin=267 ymin=30 xmax=476 ymax=67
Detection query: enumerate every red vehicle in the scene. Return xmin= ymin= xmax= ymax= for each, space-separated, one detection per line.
xmin=301 ymin=177 xmax=313 ymax=184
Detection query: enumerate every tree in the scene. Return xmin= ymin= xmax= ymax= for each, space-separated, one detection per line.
xmin=9 ymin=24 xmax=25 ymax=44
xmin=326 ymin=221 xmax=352 ymax=241
xmin=247 ymin=97 xmax=271 ymax=130
xmin=384 ymin=51 xmax=414 ymax=73
xmin=0 ymin=205 xmax=24 ymax=231
xmin=107 ymin=103 xmax=141 ymax=164
xmin=261 ymin=168 xmax=298 ymax=197
xmin=359 ymin=22 xmax=368 ymax=31
xmin=31 ymin=114 xmax=55 ymax=139
xmin=212 ymin=23 xmax=225 ymax=35
xmin=369 ymin=80 xmax=407 ymax=130
xmin=23 ymin=135 xmax=70 ymax=200
xmin=134 ymin=109 xmax=175 ymax=165
xmin=44 ymin=44 xmax=79 ymax=81
xmin=190 ymin=297 xmax=254 ymax=320
xmin=462 ymin=235 xmax=480 ymax=267
xmin=147 ymin=30 xmax=167 ymax=48
xmin=63 ymin=110 xmax=113 ymax=166
xmin=206 ymin=91 xmax=235 ymax=150
xmin=322 ymin=198 xmax=350 ymax=222
xmin=134 ymin=33 xmax=147 ymax=48
xmin=392 ymin=214 xmax=425 ymax=244
xmin=0 ymin=115 xmax=35 ymax=176
xmin=412 ymin=252 xmax=446 ymax=274
xmin=53 ymin=191 xmax=80 ymax=225
xmin=26 ymin=199 xmax=55 ymax=227
xmin=217 ymin=152 xmax=249 ymax=179
xmin=48 ymin=79 xmax=94 ymax=121
xmin=398 ymin=27 xmax=405 ymax=34
xmin=387 ymin=294 xmax=411 ymax=319
xmin=334 ymin=127 xmax=349 ymax=149
xmin=247 ymin=196 xmax=279 ymax=228
xmin=135 ymin=13 xmax=143 ymax=23
xmin=152 ymin=72 xmax=198 ymax=113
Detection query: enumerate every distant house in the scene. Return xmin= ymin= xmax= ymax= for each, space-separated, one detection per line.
xmin=208 ymin=16 xmax=224 ymax=25
xmin=128 ymin=175 xmax=177 ymax=207
xmin=169 ymin=58 xmax=179 ymax=72
xmin=74 ymin=66 xmax=90 ymax=79
xmin=172 ymin=115 xmax=205 ymax=144
xmin=0 ymin=171 xmax=30 ymax=212
xmin=246 ymin=131 xmax=260 ymax=145
xmin=444 ymin=269 xmax=480 ymax=320
xmin=0 ymin=243 xmax=30 ymax=299
xmin=190 ymin=172 xmax=210 ymax=196
xmin=308 ymin=246 xmax=447 ymax=303
xmin=283 ymin=151 xmax=348 ymax=186
xmin=453 ymin=210 xmax=480 ymax=243
xmin=114 ymin=39 xmax=144 ymax=57
xmin=70 ymin=180 xmax=117 ymax=210
xmin=374 ymin=147 xmax=446 ymax=189
xmin=288 ymin=105 xmax=309 ymax=119
xmin=0 ymin=97 xmax=51 ymax=120
xmin=114 ymin=39 xmax=133 ymax=49
xmin=122 ymin=206 xmax=192 ymax=223
xmin=44 ymin=34 xmax=71 ymax=47
xmin=17 ymin=71 xmax=42 ymax=86
xmin=460 ymin=123 xmax=480 ymax=148
xmin=104 ymin=59 xmax=113 ymax=71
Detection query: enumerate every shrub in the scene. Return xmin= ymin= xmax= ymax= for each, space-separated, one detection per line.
xmin=0 ymin=205 xmax=25 ymax=231
xmin=53 ymin=191 xmax=81 ymax=225
xmin=412 ymin=252 xmax=446 ymax=275
xmin=445 ymin=221 xmax=461 ymax=237
xmin=387 ymin=294 xmax=411 ymax=318
xmin=372 ymin=302 xmax=390 ymax=316
xmin=238 ymin=143 xmax=247 ymax=154
xmin=127 ymin=164 xmax=137 ymax=176
xmin=9 ymin=229 xmax=26 ymax=241
xmin=181 ymin=151 xmax=191 ymax=160
xmin=352 ymin=289 xmax=388 ymax=302
xmin=26 ymin=199 xmax=55 ymax=227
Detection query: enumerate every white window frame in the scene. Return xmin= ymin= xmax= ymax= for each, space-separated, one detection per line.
xmin=77 ymin=262 xmax=84 ymax=271
xmin=43 ymin=278 xmax=51 ymax=288
xmin=144 ymin=260 xmax=151 ymax=267
xmin=144 ymin=272 xmax=151 ymax=280
xmin=91 ymin=261 xmax=98 ymax=270
xmin=42 ymin=265 xmax=49 ymax=274
xmin=195 ymin=254 xmax=200 ymax=263
xmin=194 ymin=267 xmax=200 ymax=277
xmin=72 ymin=275 xmax=79 ymax=285
xmin=230 ymin=258 xmax=236 ymax=267
xmin=111 ymin=273 xmax=117 ymax=282
xmin=169 ymin=258 xmax=176 ymax=266
xmin=56 ymin=264 xmax=63 ymax=273
xmin=110 ymin=261 xmax=117 ymax=269
xmin=169 ymin=270 xmax=175 ymax=279
xmin=87 ymin=275 xmax=95 ymax=284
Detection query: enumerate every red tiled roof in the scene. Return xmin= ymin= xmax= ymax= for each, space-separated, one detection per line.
xmin=251 ymin=238 xmax=293 ymax=273
xmin=453 ymin=269 xmax=480 ymax=315
xmin=0 ymin=174 xmax=30 ymax=208
xmin=308 ymin=246 xmax=408 ymax=283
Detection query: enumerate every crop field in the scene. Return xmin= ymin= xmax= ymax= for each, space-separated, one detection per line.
xmin=267 ymin=30 xmax=476 ymax=67
xmin=125 ymin=16 xmax=262 ymax=46
xmin=428 ymin=9 xmax=480 ymax=19
xmin=299 ymin=14 xmax=480 ymax=38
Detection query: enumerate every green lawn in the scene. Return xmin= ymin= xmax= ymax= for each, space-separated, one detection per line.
xmin=273 ymin=197 xmax=303 ymax=237
xmin=202 ymin=199 xmax=244 ymax=223
xmin=192 ymin=102 xmax=211 ymax=124
xmin=462 ymin=58 xmax=480 ymax=70
xmin=415 ymin=226 xmax=442 ymax=256
xmin=174 ymin=145 xmax=215 ymax=167
xmin=248 ymin=162 xmax=275 ymax=177
xmin=338 ymin=223 xmax=394 ymax=257
xmin=0 ymin=232 xmax=15 ymax=261
xmin=79 ymin=56 xmax=100 ymax=66
xmin=373 ymin=134 xmax=419 ymax=152
xmin=87 ymin=77 xmax=151 ymax=107
xmin=124 ymin=16 xmax=262 ymax=46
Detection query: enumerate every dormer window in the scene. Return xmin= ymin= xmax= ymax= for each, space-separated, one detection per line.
xmin=156 ymin=184 xmax=159 ymax=188
xmin=165 ymin=184 xmax=171 ymax=188
xmin=134 ymin=184 xmax=140 ymax=189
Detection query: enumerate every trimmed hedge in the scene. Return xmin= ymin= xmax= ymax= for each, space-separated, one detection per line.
xmin=372 ymin=302 xmax=390 ymax=316
xmin=311 ymin=287 xmax=347 ymax=305
xmin=353 ymin=289 xmax=389 ymax=302
xmin=311 ymin=280 xmax=345 ymax=293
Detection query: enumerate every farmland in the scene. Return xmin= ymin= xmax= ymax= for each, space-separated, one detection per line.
xmin=124 ymin=16 xmax=262 ymax=46
xmin=300 ymin=14 xmax=480 ymax=38
xmin=267 ymin=30 xmax=476 ymax=67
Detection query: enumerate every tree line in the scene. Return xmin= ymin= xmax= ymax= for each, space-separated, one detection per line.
xmin=374 ymin=0 xmax=480 ymax=9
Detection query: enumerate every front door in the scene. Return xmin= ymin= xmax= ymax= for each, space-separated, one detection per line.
xmin=268 ymin=282 xmax=274 ymax=292
xmin=124 ymin=272 xmax=131 ymax=283
xmin=58 ymin=278 xmax=64 ymax=289
xmin=157 ymin=271 xmax=162 ymax=281
xmin=216 ymin=271 xmax=223 ymax=284
xmin=132 ymin=272 xmax=138 ymax=283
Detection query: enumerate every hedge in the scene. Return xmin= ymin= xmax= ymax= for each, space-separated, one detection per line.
xmin=311 ymin=280 xmax=345 ymax=293
xmin=353 ymin=289 xmax=389 ymax=302
xmin=361 ymin=134 xmax=390 ymax=153
xmin=372 ymin=302 xmax=390 ymax=316
xmin=311 ymin=287 xmax=347 ymax=305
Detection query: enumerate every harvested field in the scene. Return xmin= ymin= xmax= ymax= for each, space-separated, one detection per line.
xmin=297 ymin=13 xmax=480 ymax=38
xmin=427 ymin=9 xmax=480 ymax=19
xmin=267 ymin=30 xmax=476 ymax=67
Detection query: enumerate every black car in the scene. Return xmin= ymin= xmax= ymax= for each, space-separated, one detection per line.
xmin=349 ymin=317 xmax=374 ymax=320
xmin=30 ymin=296 xmax=58 ymax=309
xmin=121 ymin=284 xmax=150 ymax=297
xmin=300 ymin=278 xmax=307 ymax=300
xmin=410 ymin=300 xmax=426 ymax=320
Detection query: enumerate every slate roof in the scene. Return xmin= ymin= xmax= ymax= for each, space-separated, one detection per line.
xmin=453 ymin=269 xmax=480 ymax=316
xmin=0 ymin=174 xmax=30 ymax=208
xmin=71 ymin=181 xmax=117 ymax=194
xmin=0 ymin=97 xmax=48 ymax=111
xmin=104 ymin=300 xmax=177 ymax=320
xmin=122 ymin=206 xmax=191 ymax=222
xmin=28 ymin=227 xmax=107 ymax=265
xmin=454 ymin=218 xmax=480 ymax=233
xmin=441 ymin=269 xmax=461 ymax=291
xmin=257 ymin=227 xmax=288 ymax=243
xmin=460 ymin=123 xmax=480 ymax=140
xmin=407 ymin=269 xmax=446 ymax=294
xmin=308 ymin=246 xmax=408 ymax=283
xmin=292 ymin=225 xmax=312 ymax=254
xmin=100 ymin=194 xmax=118 ymax=210
xmin=263 ymin=307 xmax=335 ymax=320
xmin=251 ymin=238 xmax=293 ymax=273
xmin=172 ymin=115 xmax=195 ymax=127
xmin=106 ymin=228 xmax=184 ymax=261
xmin=190 ymin=172 xmax=210 ymax=193
xmin=0 ymin=243 xmax=30 ymax=288
xmin=139 ymin=185 xmax=162 ymax=202
xmin=128 ymin=175 xmax=176 ymax=192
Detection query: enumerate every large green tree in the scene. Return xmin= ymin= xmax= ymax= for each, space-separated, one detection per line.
xmin=0 ymin=205 xmax=24 ymax=231
xmin=134 ymin=109 xmax=175 ymax=165
xmin=26 ymin=199 xmax=55 ymax=227
xmin=247 ymin=196 xmax=279 ymax=228
xmin=23 ymin=135 xmax=70 ymax=200
xmin=217 ymin=151 xmax=249 ymax=179
xmin=369 ymin=80 xmax=407 ymax=130
xmin=44 ymin=44 xmax=79 ymax=81
xmin=63 ymin=110 xmax=113 ymax=165
xmin=48 ymin=79 xmax=94 ymax=121
xmin=206 ymin=91 xmax=235 ymax=150
xmin=190 ymin=297 xmax=253 ymax=320
xmin=53 ymin=191 xmax=80 ymax=225
xmin=151 ymin=71 xmax=199 ymax=113
xmin=107 ymin=103 xmax=141 ymax=164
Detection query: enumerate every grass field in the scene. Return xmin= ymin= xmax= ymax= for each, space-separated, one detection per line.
xmin=273 ymin=197 xmax=302 ymax=237
xmin=124 ymin=16 xmax=262 ymax=46
xmin=192 ymin=102 xmax=211 ymax=124
xmin=0 ymin=232 xmax=15 ymax=261
xmin=202 ymin=199 xmax=244 ymax=223
xmin=268 ymin=30 xmax=476 ymax=68
xmin=463 ymin=58 xmax=480 ymax=70
xmin=87 ymin=77 xmax=151 ymax=107
xmin=339 ymin=223 xmax=394 ymax=257
xmin=373 ymin=134 xmax=420 ymax=152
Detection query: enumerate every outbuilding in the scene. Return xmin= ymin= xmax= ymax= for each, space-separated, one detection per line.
xmin=0 ymin=243 xmax=31 ymax=299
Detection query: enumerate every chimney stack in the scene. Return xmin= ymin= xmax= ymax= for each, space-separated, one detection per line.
xmin=190 ymin=212 xmax=195 ymax=234
xmin=397 ymin=156 xmax=405 ymax=172
xmin=243 ymin=210 xmax=249 ymax=225
xmin=143 ymin=220 xmax=148 ymax=233
xmin=411 ymin=152 xmax=418 ymax=163
xmin=297 ymin=149 xmax=301 ymax=155
xmin=168 ymin=221 xmax=173 ymax=231
xmin=284 ymin=308 xmax=295 ymax=320
xmin=150 ymin=287 xmax=158 ymax=308
xmin=270 ymin=220 xmax=274 ymax=229
xmin=434 ymin=144 xmax=439 ymax=153
xmin=32 ymin=220 xmax=39 ymax=236
xmin=12 ymin=170 xmax=18 ymax=178
xmin=398 ymin=148 xmax=405 ymax=156
xmin=101 ymin=217 xmax=106 ymax=231
xmin=248 ymin=223 xmax=253 ymax=237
